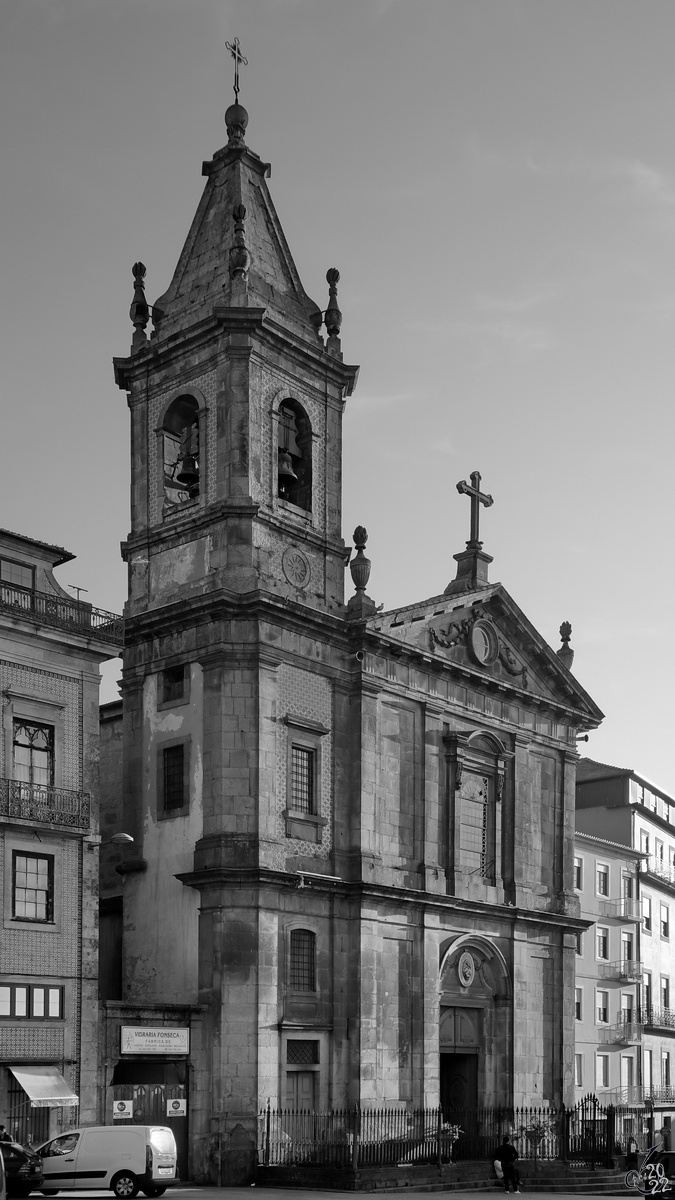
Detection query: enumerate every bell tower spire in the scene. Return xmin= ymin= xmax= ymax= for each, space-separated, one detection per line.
xmin=115 ymin=73 xmax=359 ymax=617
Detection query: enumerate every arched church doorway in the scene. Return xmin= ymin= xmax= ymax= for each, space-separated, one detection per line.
xmin=439 ymin=937 xmax=512 ymax=1114
xmin=440 ymin=1006 xmax=480 ymax=1113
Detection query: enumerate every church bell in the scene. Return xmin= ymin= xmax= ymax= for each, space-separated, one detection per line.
xmin=176 ymin=455 xmax=199 ymax=487
xmin=278 ymin=450 xmax=298 ymax=484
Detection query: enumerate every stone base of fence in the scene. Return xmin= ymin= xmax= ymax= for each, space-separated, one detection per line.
xmin=256 ymin=1160 xmax=627 ymax=1193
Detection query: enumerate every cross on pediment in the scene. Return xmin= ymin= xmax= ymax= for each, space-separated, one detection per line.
xmin=456 ymin=471 xmax=493 ymax=549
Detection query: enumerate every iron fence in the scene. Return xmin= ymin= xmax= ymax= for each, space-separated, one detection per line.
xmin=258 ymin=1096 xmax=641 ymax=1170
xmin=0 ymin=583 xmax=123 ymax=647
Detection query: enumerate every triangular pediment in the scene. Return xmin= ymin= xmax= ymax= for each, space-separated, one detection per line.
xmin=367 ymin=584 xmax=602 ymax=725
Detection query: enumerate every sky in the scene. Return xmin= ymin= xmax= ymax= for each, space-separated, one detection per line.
xmin=1 ymin=0 xmax=674 ymax=789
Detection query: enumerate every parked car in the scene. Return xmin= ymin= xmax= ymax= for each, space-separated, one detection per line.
xmin=35 ymin=1125 xmax=178 ymax=1198
xmin=0 ymin=1141 xmax=44 ymax=1198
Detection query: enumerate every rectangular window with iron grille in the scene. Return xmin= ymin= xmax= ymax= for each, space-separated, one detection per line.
xmin=12 ymin=852 xmax=54 ymax=922
xmin=163 ymin=745 xmax=185 ymax=812
xmin=291 ymin=746 xmax=314 ymax=814
xmin=287 ymin=1040 xmax=319 ymax=1065
xmin=289 ymin=929 xmax=316 ymax=991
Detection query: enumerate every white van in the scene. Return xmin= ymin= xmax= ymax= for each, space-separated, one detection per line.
xmin=36 ymin=1125 xmax=178 ymax=1198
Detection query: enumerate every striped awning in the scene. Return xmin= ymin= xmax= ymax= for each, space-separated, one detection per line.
xmin=8 ymin=1065 xmax=78 ymax=1108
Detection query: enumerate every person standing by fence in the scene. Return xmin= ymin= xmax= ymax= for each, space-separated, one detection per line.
xmin=495 ymin=1135 xmax=521 ymax=1193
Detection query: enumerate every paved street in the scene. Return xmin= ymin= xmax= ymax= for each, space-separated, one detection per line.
xmin=40 ymin=1188 xmax=629 ymax=1200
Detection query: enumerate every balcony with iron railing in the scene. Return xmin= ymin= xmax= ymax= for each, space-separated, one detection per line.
xmin=599 ymin=958 xmax=643 ymax=982
xmin=642 ymin=856 xmax=675 ymax=889
xmin=0 ymin=778 xmax=90 ymax=831
xmin=602 ymin=1085 xmax=645 ymax=1104
xmin=643 ymin=1006 xmax=675 ymax=1030
xmin=0 ymin=582 xmax=123 ymax=647
xmin=597 ymin=896 xmax=642 ymax=922
xmin=606 ymin=1021 xmax=643 ymax=1043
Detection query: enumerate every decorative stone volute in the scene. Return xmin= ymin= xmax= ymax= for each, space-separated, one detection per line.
xmin=347 ymin=526 xmax=376 ymax=619
xmin=229 ymin=204 xmax=251 ymax=282
xmin=129 ymin=261 xmax=150 ymax=353
xmin=557 ymin=621 xmax=574 ymax=670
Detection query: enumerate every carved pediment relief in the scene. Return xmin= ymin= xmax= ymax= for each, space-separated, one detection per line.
xmin=428 ymin=607 xmax=528 ymax=689
xmin=371 ymin=584 xmax=603 ymax=725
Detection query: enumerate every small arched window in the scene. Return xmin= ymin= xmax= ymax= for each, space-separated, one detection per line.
xmin=278 ymin=401 xmax=312 ymax=512
xmin=289 ymin=928 xmax=316 ymax=991
xmin=163 ymin=395 xmax=200 ymax=506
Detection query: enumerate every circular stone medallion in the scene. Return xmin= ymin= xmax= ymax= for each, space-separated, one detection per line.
xmin=282 ymin=546 xmax=311 ymax=589
xmin=458 ymin=950 xmax=475 ymax=988
xmin=469 ymin=618 xmax=499 ymax=666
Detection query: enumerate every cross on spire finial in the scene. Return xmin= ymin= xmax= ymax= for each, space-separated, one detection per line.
xmin=456 ymin=470 xmax=494 ymax=549
xmin=225 ymin=37 xmax=248 ymax=101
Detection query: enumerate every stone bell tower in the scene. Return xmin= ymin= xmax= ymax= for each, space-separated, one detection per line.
xmin=109 ymin=62 xmax=361 ymax=1183
xmin=116 ymin=102 xmax=358 ymax=622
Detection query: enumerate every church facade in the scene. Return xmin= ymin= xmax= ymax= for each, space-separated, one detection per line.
xmin=101 ymin=88 xmax=603 ymax=1182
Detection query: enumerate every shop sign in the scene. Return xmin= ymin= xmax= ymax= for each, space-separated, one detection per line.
xmin=113 ymin=1100 xmax=133 ymax=1119
xmin=167 ymin=1098 xmax=187 ymax=1117
xmin=121 ymin=1027 xmax=190 ymax=1055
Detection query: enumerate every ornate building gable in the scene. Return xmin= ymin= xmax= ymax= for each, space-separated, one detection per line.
xmin=367 ymin=585 xmax=603 ymax=730
xmin=346 ymin=470 xmax=603 ymax=731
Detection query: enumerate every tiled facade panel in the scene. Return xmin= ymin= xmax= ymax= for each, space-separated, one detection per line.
xmin=0 ymin=1024 xmax=64 ymax=1058
xmin=0 ymin=661 xmax=82 ymax=789
xmin=0 ymin=836 xmax=80 ymax=974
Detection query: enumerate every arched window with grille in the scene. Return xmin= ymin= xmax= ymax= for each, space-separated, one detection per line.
xmin=163 ymin=394 xmax=201 ymax=507
xmin=277 ymin=400 xmax=312 ymax=512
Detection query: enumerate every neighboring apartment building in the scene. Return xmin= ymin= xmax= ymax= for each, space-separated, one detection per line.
xmin=0 ymin=529 xmax=122 ymax=1143
xmin=577 ymin=758 xmax=675 ymax=1128
xmin=572 ymin=831 xmax=643 ymax=1108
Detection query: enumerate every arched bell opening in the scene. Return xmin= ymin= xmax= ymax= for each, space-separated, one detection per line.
xmin=163 ymin=394 xmax=201 ymax=505
xmin=439 ymin=935 xmax=512 ymax=1118
xmin=277 ymin=400 xmax=312 ymax=512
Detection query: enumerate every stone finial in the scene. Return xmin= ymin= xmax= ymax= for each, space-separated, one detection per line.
xmin=325 ymin=268 xmax=342 ymax=356
xmin=347 ymin=526 xmax=376 ymax=619
xmin=225 ymin=102 xmax=249 ymax=147
xmin=229 ymin=204 xmax=251 ymax=281
xmin=557 ymin=621 xmax=574 ymax=670
xmin=129 ymin=262 xmax=150 ymax=353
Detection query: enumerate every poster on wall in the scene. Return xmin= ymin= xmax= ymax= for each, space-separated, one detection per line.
xmin=113 ymin=1101 xmax=133 ymax=1120
xmin=121 ymin=1027 xmax=190 ymax=1054
xmin=167 ymin=1099 xmax=187 ymax=1117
